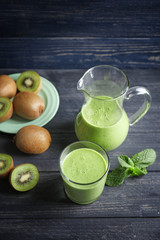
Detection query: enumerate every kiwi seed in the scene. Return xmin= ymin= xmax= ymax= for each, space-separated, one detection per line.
xmin=0 ymin=102 xmax=4 ymax=111
xmin=0 ymin=159 xmax=6 ymax=170
xmin=17 ymin=171 xmax=32 ymax=184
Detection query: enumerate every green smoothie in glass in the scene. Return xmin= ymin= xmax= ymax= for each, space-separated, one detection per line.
xmin=60 ymin=141 xmax=109 ymax=204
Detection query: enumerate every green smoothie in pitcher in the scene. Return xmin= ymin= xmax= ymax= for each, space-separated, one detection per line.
xmin=75 ymin=96 xmax=129 ymax=151
xmin=75 ymin=65 xmax=151 ymax=151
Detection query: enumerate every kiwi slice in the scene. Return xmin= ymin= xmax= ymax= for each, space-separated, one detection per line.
xmin=0 ymin=154 xmax=14 ymax=178
xmin=10 ymin=164 xmax=39 ymax=192
xmin=16 ymin=71 xmax=42 ymax=93
xmin=0 ymin=97 xmax=13 ymax=122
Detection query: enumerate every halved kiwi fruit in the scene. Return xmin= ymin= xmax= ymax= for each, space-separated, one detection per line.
xmin=16 ymin=71 xmax=42 ymax=93
xmin=0 ymin=97 xmax=13 ymax=122
xmin=0 ymin=75 xmax=17 ymax=98
xmin=10 ymin=163 xmax=39 ymax=192
xmin=0 ymin=154 xmax=14 ymax=178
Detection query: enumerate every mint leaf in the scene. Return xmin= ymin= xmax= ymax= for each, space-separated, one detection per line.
xmin=118 ymin=155 xmax=134 ymax=168
xmin=106 ymin=166 xmax=130 ymax=187
xmin=106 ymin=149 xmax=156 ymax=187
xmin=131 ymin=149 xmax=156 ymax=168
xmin=131 ymin=167 xmax=147 ymax=176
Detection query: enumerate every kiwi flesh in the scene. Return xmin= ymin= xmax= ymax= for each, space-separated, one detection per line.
xmin=0 ymin=154 xmax=14 ymax=178
xmin=13 ymin=91 xmax=45 ymax=120
xmin=0 ymin=75 xmax=17 ymax=98
xmin=10 ymin=163 xmax=39 ymax=192
xmin=0 ymin=97 xmax=13 ymax=122
xmin=14 ymin=125 xmax=52 ymax=154
xmin=16 ymin=71 xmax=42 ymax=93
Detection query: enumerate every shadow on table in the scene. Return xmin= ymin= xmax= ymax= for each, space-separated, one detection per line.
xmin=0 ymin=173 xmax=73 ymax=206
xmin=31 ymin=173 xmax=74 ymax=205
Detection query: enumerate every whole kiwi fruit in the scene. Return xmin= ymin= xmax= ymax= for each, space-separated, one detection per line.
xmin=13 ymin=125 xmax=52 ymax=154
xmin=0 ymin=97 xmax=13 ymax=122
xmin=0 ymin=154 xmax=14 ymax=178
xmin=0 ymin=75 xmax=17 ymax=98
xmin=13 ymin=91 xmax=45 ymax=120
xmin=16 ymin=70 xmax=42 ymax=94
xmin=9 ymin=163 xmax=39 ymax=192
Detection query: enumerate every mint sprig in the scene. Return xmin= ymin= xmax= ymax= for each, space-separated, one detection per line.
xmin=106 ymin=149 xmax=156 ymax=187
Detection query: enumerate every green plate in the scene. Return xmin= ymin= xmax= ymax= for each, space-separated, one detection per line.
xmin=0 ymin=73 xmax=60 ymax=134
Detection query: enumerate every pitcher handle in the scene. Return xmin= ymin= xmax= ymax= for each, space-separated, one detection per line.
xmin=124 ymin=86 xmax=151 ymax=126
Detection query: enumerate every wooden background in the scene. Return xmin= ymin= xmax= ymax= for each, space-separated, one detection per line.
xmin=0 ymin=0 xmax=160 ymax=239
xmin=0 ymin=0 xmax=160 ymax=69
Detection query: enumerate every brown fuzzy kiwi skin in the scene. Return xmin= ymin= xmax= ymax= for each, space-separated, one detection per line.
xmin=0 ymin=156 xmax=14 ymax=179
xmin=0 ymin=75 xmax=17 ymax=98
xmin=0 ymin=100 xmax=13 ymax=123
xmin=14 ymin=125 xmax=52 ymax=154
xmin=13 ymin=91 xmax=45 ymax=120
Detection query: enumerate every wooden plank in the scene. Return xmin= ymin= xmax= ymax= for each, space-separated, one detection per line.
xmin=0 ymin=69 xmax=159 ymax=171
xmin=0 ymin=218 xmax=160 ymax=240
xmin=0 ymin=172 xmax=160 ymax=218
xmin=0 ymin=38 xmax=160 ymax=69
xmin=0 ymin=0 xmax=160 ymax=37
xmin=0 ymin=131 xmax=158 ymax=171
xmin=0 ymin=67 xmax=159 ymax=239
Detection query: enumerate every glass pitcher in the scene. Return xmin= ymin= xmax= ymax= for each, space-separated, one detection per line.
xmin=75 ymin=65 xmax=151 ymax=151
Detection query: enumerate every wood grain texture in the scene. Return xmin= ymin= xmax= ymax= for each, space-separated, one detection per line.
xmin=0 ymin=68 xmax=159 ymax=239
xmin=0 ymin=172 xmax=160 ymax=218
xmin=0 ymin=131 xmax=159 ymax=171
xmin=0 ymin=218 xmax=160 ymax=240
xmin=0 ymin=0 xmax=160 ymax=237
xmin=0 ymin=69 xmax=159 ymax=171
xmin=0 ymin=0 xmax=160 ymax=37
xmin=0 ymin=38 xmax=160 ymax=69
xmin=0 ymin=172 xmax=160 ymax=219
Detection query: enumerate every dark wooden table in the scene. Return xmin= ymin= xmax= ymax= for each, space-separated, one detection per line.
xmin=0 ymin=0 xmax=160 ymax=239
xmin=0 ymin=68 xmax=160 ymax=239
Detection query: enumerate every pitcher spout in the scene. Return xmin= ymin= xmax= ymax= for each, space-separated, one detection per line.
xmin=77 ymin=77 xmax=84 ymax=91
